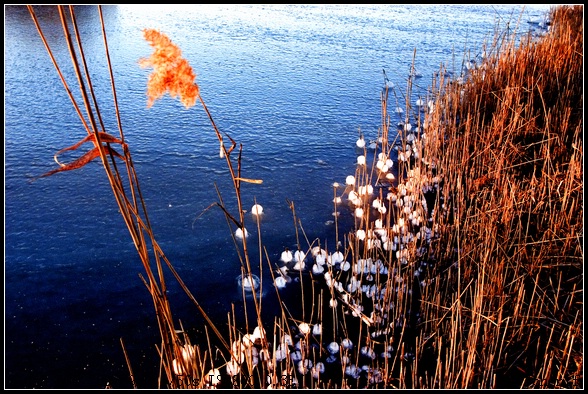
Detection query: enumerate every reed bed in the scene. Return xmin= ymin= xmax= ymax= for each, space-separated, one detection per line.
xmin=414 ymin=5 xmax=583 ymax=388
xmin=28 ymin=5 xmax=582 ymax=389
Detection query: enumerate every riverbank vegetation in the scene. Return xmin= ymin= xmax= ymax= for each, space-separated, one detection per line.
xmin=28 ymin=4 xmax=582 ymax=389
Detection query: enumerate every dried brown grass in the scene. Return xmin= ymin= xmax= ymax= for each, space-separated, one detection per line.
xmin=417 ymin=5 xmax=583 ymax=388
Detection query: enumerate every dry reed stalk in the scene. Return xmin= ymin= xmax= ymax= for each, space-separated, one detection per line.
xmin=28 ymin=5 xmax=204 ymax=388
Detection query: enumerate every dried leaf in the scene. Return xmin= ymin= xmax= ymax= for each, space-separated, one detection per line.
xmin=35 ymin=132 xmax=126 ymax=180
xmin=235 ymin=177 xmax=263 ymax=184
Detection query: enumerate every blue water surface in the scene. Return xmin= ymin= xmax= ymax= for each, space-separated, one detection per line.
xmin=4 ymin=4 xmax=552 ymax=389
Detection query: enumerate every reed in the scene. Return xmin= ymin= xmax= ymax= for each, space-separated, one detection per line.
xmin=28 ymin=4 xmax=581 ymax=389
xmin=415 ymin=5 xmax=583 ymax=388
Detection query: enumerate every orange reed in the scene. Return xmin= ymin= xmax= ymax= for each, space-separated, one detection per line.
xmin=139 ymin=28 xmax=199 ymax=109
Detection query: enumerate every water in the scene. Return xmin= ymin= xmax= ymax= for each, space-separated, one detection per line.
xmin=4 ymin=4 xmax=552 ymax=389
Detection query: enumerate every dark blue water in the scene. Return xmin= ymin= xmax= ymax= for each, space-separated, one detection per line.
xmin=5 ymin=4 xmax=551 ymax=389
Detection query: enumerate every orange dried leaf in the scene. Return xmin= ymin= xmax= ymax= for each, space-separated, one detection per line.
xmin=36 ymin=132 xmax=127 ymax=180
xmin=53 ymin=132 xmax=124 ymax=166
xmin=40 ymin=147 xmax=102 ymax=178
